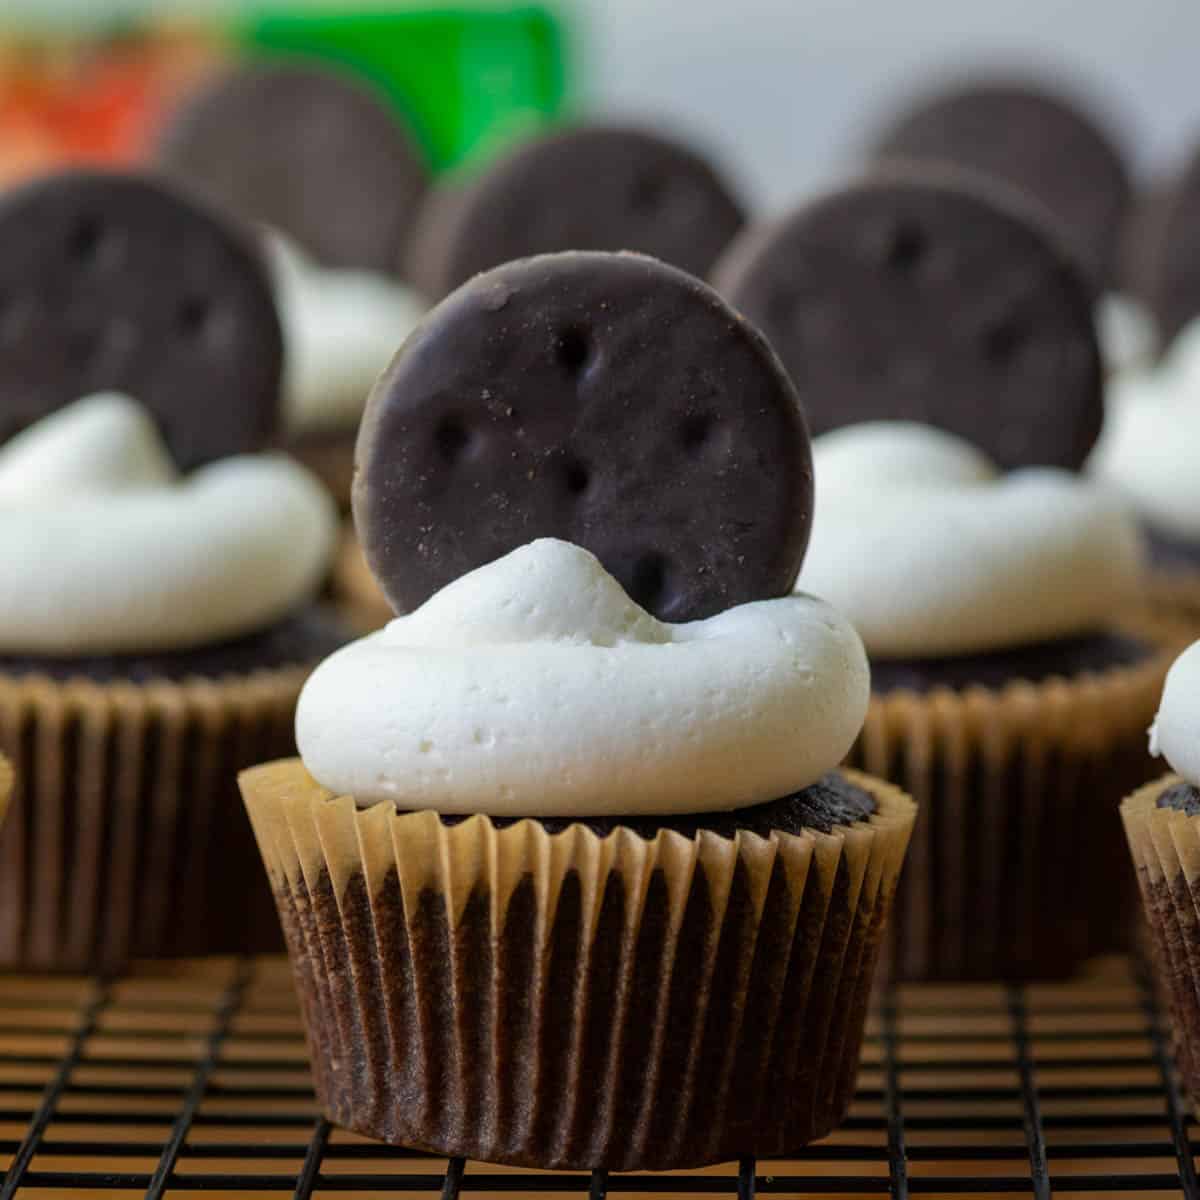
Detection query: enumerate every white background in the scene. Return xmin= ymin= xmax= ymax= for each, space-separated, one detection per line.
xmin=15 ymin=0 xmax=1200 ymax=214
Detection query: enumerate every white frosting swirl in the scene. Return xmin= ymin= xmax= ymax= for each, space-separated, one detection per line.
xmin=296 ymin=538 xmax=869 ymax=817
xmin=1089 ymin=315 xmax=1200 ymax=538
xmin=1150 ymin=640 xmax=1200 ymax=784
xmin=268 ymin=233 xmax=426 ymax=436
xmin=799 ymin=423 xmax=1144 ymax=659
xmin=1095 ymin=292 xmax=1158 ymax=378
xmin=0 ymin=393 xmax=337 ymax=655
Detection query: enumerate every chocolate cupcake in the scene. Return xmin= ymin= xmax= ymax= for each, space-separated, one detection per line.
xmin=714 ymin=171 xmax=1177 ymax=979
xmin=242 ymin=250 xmax=915 ymax=1170
xmin=0 ymin=169 xmax=348 ymax=970
xmin=1123 ymin=640 xmax=1200 ymax=1107
xmin=803 ymin=422 xmax=1174 ymax=979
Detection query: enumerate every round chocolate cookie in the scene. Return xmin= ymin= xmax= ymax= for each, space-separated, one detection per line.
xmin=156 ymin=60 xmax=428 ymax=276
xmin=871 ymin=79 xmax=1131 ymax=285
xmin=354 ymin=250 xmax=812 ymax=621
xmin=1139 ymin=148 xmax=1200 ymax=348
xmin=1116 ymin=176 xmax=1176 ymax=313
xmin=711 ymin=171 xmax=1103 ymax=471
xmin=0 ymin=169 xmax=282 ymax=470
xmin=407 ymin=124 xmax=746 ymax=300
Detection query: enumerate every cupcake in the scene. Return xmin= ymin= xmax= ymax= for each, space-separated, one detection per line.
xmin=155 ymin=59 xmax=433 ymax=509
xmin=1123 ymin=639 xmax=1200 ymax=1105
xmin=712 ymin=170 xmax=1178 ymax=979
xmin=242 ymin=250 xmax=915 ymax=1170
xmin=802 ymin=423 xmax=1173 ymax=979
xmin=0 ymin=168 xmax=346 ymax=970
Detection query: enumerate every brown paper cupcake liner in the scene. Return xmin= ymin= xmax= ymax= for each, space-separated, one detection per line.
xmin=849 ymin=622 xmax=1180 ymax=981
xmin=0 ymin=755 xmax=12 ymax=834
xmin=0 ymin=668 xmax=308 ymax=972
xmin=332 ymin=523 xmax=394 ymax=633
xmin=1122 ymin=776 xmax=1200 ymax=1102
xmin=241 ymin=760 xmax=915 ymax=1171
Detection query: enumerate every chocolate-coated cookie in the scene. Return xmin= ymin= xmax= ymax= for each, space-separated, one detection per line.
xmin=711 ymin=171 xmax=1103 ymax=471
xmin=0 ymin=169 xmax=282 ymax=469
xmin=156 ymin=60 xmax=428 ymax=276
xmin=1116 ymin=176 xmax=1176 ymax=314
xmin=407 ymin=124 xmax=746 ymax=300
xmin=354 ymin=250 xmax=811 ymax=621
xmin=871 ymin=79 xmax=1131 ymax=285
xmin=1139 ymin=149 xmax=1200 ymax=348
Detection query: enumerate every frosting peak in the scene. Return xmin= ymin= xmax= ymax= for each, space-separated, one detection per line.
xmin=0 ymin=392 xmax=174 ymax=500
xmin=394 ymin=540 xmax=666 ymax=648
xmin=800 ymin=422 xmax=1143 ymax=659
xmin=1151 ymin=640 xmax=1200 ymax=786
xmin=0 ymin=394 xmax=337 ymax=655
xmin=296 ymin=539 xmax=870 ymax=816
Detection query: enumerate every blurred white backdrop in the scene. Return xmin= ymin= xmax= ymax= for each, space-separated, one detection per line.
xmin=577 ymin=0 xmax=1200 ymax=212
xmin=13 ymin=0 xmax=1200 ymax=213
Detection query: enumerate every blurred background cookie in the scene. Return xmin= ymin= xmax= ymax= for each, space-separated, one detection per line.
xmin=155 ymin=59 xmax=430 ymax=277
xmin=713 ymin=168 xmax=1102 ymax=470
xmin=867 ymin=77 xmax=1131 ymax=287
xmin=406 ymin=124 xmax=745 ymax=299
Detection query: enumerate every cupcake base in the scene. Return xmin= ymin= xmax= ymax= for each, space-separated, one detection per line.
xmin=1123 ymin=775 xmax=1200 ymax=1102
xmin=0 ymin=666 xmax=310 ymax=971
xmin=850 ymin=622 xmax=1179 ymax=980
xmin=241 ymin=760 xmax=915 ymax=1171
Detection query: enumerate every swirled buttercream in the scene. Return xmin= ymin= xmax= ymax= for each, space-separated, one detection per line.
xmin=1096 ymin=292 xmax=1158 ymax=377
xmin=1150 ymin=640 xmax=1200 ymax=785
xmin=1089 ymin=315 xmax=1200 ymax=539
xmin=296 ymin=538 xmax=870 ymax=816
xmin=799 ymin=423 xmax=1143 ymax=659
xmin=269 ymin=233 xmax=426 ymax=435
xmin=0 ymin=392 xmax=337 ymax=655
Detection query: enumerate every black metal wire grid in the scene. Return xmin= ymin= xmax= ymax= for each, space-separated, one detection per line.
xmin=0 ymin=955 xmax=1196 ymax=1198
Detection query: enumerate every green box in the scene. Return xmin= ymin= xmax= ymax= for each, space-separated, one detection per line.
xmin=241 ymin=6 xmax=570 ymax=172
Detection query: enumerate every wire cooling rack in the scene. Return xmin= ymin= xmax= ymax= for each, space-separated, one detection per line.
xmin=0 ymin=955 xmax=1196 ymax=1199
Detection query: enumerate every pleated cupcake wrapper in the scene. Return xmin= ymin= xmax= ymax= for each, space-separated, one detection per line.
xmin=0 ymin=668 xmax=308 ymax=972
xmin=850 ymin=628 xmax=1177 ymax=981
xmin=241 ymin=760 xmax=915 ymax=1171
xmin=333 ymin=524 xmax=394 ymax=632
xmin=1122 ymin=777 xmax=1200 ymax=1103
xmin=0 ymin=755 xmax=12 ymax=838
